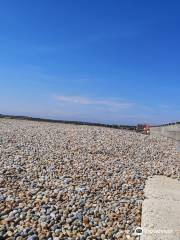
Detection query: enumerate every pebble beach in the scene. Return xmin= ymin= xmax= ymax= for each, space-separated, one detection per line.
xmin=0 ymin=119 xmax=179 ymax=240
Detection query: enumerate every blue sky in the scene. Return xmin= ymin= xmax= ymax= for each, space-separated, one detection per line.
xmin=0 ymin=0 xmax=180 ymax=124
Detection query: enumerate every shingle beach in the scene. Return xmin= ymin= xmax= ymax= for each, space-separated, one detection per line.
xmin=0 ymin=119 xmax=179 ymax=240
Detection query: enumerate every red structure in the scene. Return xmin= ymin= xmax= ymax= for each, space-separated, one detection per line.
xmin=136 ymin=124 xmax=150 ymax=134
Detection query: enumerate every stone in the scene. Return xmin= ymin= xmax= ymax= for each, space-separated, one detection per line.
xmin=0 ymin=119 xmax=179 ymax=239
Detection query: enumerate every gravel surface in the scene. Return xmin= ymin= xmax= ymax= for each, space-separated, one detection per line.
xmin=0 ymin=119 xmax=179 ymax=240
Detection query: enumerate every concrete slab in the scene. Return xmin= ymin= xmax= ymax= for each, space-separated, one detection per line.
xmin=144 ymin=175 xmax=180 ymax=201
xmin=176 ymin=141 xmax=180 ymax=152
xmin=141 ymin=176 xmax=180 ymax=240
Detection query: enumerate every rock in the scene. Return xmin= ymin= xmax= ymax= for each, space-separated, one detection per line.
xmin=27 ymin=235 xmax=38 ymax=240
xmin=0 ymin=177 xmax=4 ymax=184
xmin=83 ymin=216 xmax=89 ymax=225
xmin=0 ymin=119 xmax=179 ymax=239
xmin=7 ymin=230 xmax=13 ymax=237
xmin=0 ymin=195 xmax=5 ymax=202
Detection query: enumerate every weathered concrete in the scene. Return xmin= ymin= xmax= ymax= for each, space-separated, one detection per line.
xmin=141 ymin=176 xmax=180 ymax=240
xmin=176 ymin=141 xmax=180 ymax=152
xmin=150 ymin=124 xmax=180 ymax=151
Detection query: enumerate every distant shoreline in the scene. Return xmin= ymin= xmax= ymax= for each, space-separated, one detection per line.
xmin=0 ymin=114 xmax=136 ymax=130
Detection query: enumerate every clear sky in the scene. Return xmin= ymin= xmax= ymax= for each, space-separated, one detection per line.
xmin=0 ymin=0 xmax=180 ymax=124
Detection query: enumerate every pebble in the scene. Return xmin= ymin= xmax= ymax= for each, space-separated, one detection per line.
xmin=0 ymin=195 xmax=5 ymax=202
xmin=0 ymin=119 xmax=179 ymax=239
xmin=27 ymin=235 xmax=38 ymax=240
xmin=0 ymin=177 xmax=4 ymax=184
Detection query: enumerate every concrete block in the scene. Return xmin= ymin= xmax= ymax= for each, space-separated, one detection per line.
xmin=141 ymin=176 xmax=180 ymax=240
